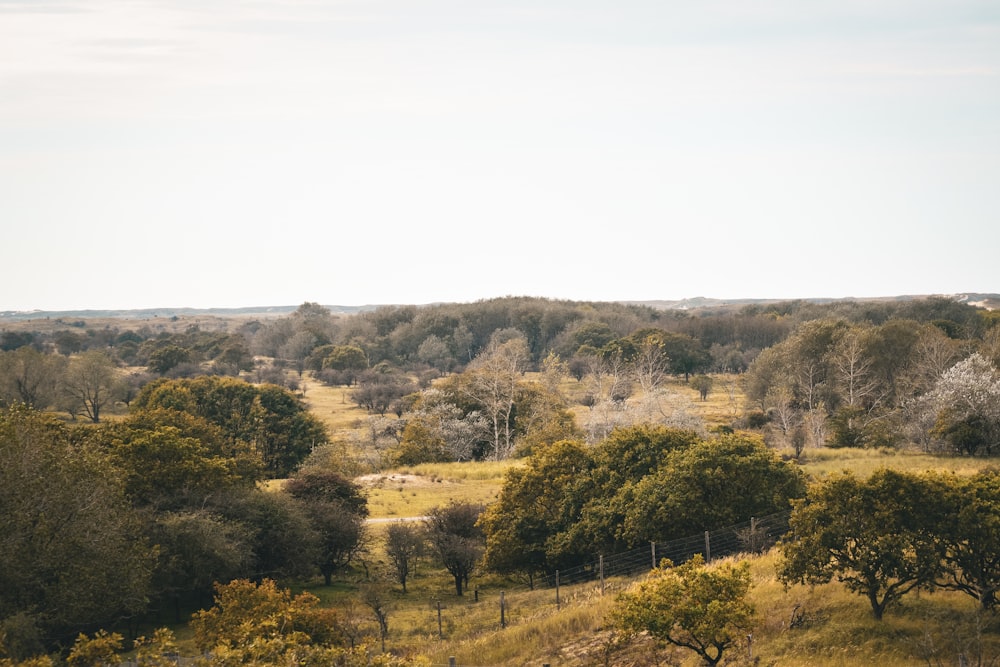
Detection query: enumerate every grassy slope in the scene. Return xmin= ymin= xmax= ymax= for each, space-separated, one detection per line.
xmin=288 ymin=375 xmax=1000 ymax=666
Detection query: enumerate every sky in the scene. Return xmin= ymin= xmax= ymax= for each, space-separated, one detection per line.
xmin=1 ymin=0 xmax=998 ymax=311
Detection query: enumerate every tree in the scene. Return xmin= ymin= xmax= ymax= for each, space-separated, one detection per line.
xmin=0 ymin=347 xmax=65 ymax=409
xmin=626 ymin=329 xmax=671 ymax=393
xmin=425 ymin=502 xmax=485 ymax=596
xmin=384 ymin=523 xmax=425 ymax=593
xmin=133 ymin=376 xmax=329 ymax=477
xmin=350 ymin=370 xmax=417 ymax=417
xmin=691 ymin=374 xmax=713 ymax=401
xmin=0 ymin=406 xmax=156 ymax=650
xmin=923 ymin=354 xmax=1000 ymax=456
xmin=149 ymin=511 xmax=252 ymax=620
xmin=97 ymin=424 xmax=247 ymax=509
xmin=284 ymin=470 xmax=369 ymax=585
xmin=778 ymin=469 xmax=947 ymax=620
xmin=613 ymin=554 xmax=757 ymax=666
xmin=210 ymin=489 xmax=319 ymax=582
xmin=322 ymin=345 xmax=369 ymax=373
xmin=191 ymin=578 xmax=346 ymax=655
xmin=936 ymin=469 xmax=1000 ymax=609
xmin=661 ymin=332 xmax=711 ymax=382
xmin=480 ymin=440 xmax=596 ymax=579
xmin=66 ymin=630 xmax=123 ymax=667
xmin=359 ymin=580 xmax=391 ymax=653
xmin=62 ymin=350 xmax=119 ymax=422
xmin=284 ymin=469 xmax=368 ymax=515
xmin=619 ymin=433 xmax=807 ymax=547
xmin=463 ymin=337 xmax=530 ymax=460
xmin=147 ymin=345 xmax=191 ymax=375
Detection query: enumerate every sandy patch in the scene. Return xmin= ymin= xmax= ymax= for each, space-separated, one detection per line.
xmin=355 ymin=473 xmax=450 ymax=488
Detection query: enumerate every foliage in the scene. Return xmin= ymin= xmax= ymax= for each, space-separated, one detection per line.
xmin=778 ymin=469 xmax=948 ymax=619
xmin=384 ymin=523 xmax=425 ymax=593
xmin=133 ymin=376 xmax=328 ymax=477
xmin=191 ymin=578 xmax=344 ymax=652
xmin=482 ymin=427 xmax=804 ymax=575
xmin=480 ymin=440 xmax=595 ymax=577
xmin=66 ymin=630 xmax=123 ymax=667
xmin=613 ymin=554 xmax=757 ymax=666
xmin=936 ymin=469 xmax=1000 ymax=609
xmin=0 ymin=406 xmax=156 ymax=652
xmin=284 ymin=469 xmax=368 ymax=516
xmin=425 ymin=502 xmax=485 ymax=596
xmin=923 ymin=353 xmax=1000 ymax=455
xmin=620 ymin=432 xmax=807 ymax=545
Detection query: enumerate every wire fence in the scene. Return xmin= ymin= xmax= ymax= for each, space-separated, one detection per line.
xmin=421 ymin=510 xmax=794 ymax=666
xmin=531 ymin=509 xmax=792 ymax=589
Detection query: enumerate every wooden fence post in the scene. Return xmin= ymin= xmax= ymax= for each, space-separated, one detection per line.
xmin=599 ymin=555 xmax=605 ymax=595
xmin=437 ymin=600 xmax=443 ymax=640
xmin=555 ymin=570 xmax=560 ymax=610
xmin=705 ymin=530 xmax=711 ymax=562
xmin=651 ymin=541 xmax=657 ymax=569
xmin=500 ymin=591 xmax=506 ymax=629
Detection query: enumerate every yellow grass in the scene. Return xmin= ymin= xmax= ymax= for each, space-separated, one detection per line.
xmin=796 ymin=446 xmax=998 ymax=480
xmin=299 ymin=373 xmax=370 ymax=433
xmin=359 ymin=460 xmax=517 ymax=519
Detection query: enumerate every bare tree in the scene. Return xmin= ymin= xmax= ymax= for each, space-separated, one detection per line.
xmin=464 ymin=337 xmax=529 ymax=460
xmin=631 ymin=333 xmax=670 ymax=394
xmin=62 ymin=350 xmax=119 ymax=422
xmin=385 ymin=523 xmax=425 ymax=593
xmin=360 ymin=580 xmax=391 ymax=652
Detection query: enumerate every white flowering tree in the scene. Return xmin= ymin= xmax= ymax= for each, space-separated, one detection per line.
xmin=921 ymin=354 xmax=1000 ymax=455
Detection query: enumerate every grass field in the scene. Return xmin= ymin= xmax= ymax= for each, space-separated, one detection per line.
xmin=283 ymin=372 xmax=1000 ymax=665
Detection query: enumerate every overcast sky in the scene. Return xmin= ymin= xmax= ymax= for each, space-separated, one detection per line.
xmin=2 ymin=0 xmax=998 ymax=311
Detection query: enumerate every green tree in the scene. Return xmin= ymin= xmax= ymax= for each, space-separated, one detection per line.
xmin=613 ymin=554 xmax=757 ymax=666
xmin=211 ymin=489 xmax=319 ymax=582
xmin=147 ymin=345 xmax=191 ymax=375
xmin=322 ymin=345 xmax=368 ymax=372
xmin=425 ymin=502 xmax=485 ymax=596
xmin=149 ymin=511 xmax=252 ymax=620
xmin=661 ymin=332 xmax=712 ymax=382
xmin=0 ymin=407 xmax=156 ymax=650
xmin=284 ymin=470 xmax=368 ymax=585
xmin=778 ymin=469 xmax=947 ymax=620
xmin=480 ymin=440 xmax=596 ymax=578
xmin=384 ymin=523 xmax=425 ymax=593
xmin=133 ymin=377 xmax=328 ymax=477
xmin=937 ymin=469 xmax=1000 ymax=609
xmin=619 ymin=433 xmax=806 ymax=546
xmin=98 ymin=424 xmax=247 ymax=508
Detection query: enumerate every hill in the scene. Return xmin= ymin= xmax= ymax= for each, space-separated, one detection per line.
xmin=2 ymin=293 xmax=996 ymax=322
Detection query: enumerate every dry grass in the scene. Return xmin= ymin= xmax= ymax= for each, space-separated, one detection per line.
xmin=299 ymin=374 xmax=370 ymax=434
xmin=358 ymin=461 xmax=517 ymax=519
xmin=291 ymin=370 xmax=1000 ymax=664
xmin=795 ymin=446 xmax=996 ymax=480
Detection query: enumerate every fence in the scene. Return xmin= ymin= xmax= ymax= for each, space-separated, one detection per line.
xmin=533 ymin=509 xmax=791 ymax=589
xmin=423 ymin=510 xmax=793 ymax=665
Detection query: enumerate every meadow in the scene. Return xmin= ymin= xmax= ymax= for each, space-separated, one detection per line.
xmin=284 ymin=374 xmax=1000 ymax=666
